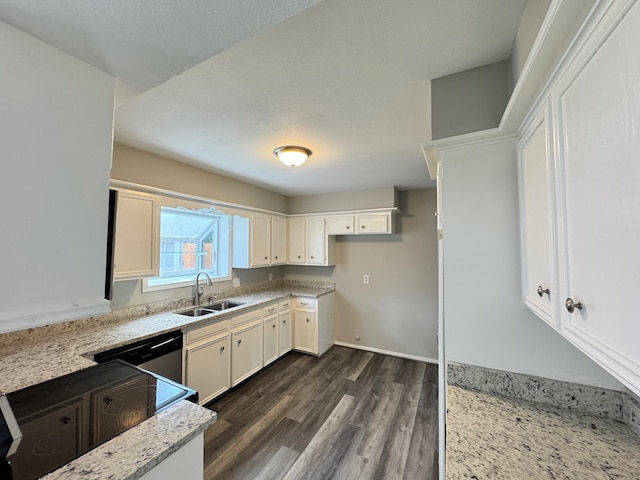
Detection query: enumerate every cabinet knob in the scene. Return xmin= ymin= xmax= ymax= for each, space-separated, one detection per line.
xmin=306 ymin=318 xmax=310 ymax=322
xmin=565 ymin=298 xmax=584 ymax=313
xmin=361 ymin=225 xmax=365 ymax=229
xmin=310 ymin=256 xmax=314 ymax=259
xmin=237 ymin=339 xmax=242 ymax=345
xmin=265 ymin=256 xmax=268 ymax=260
xmin=346 ymin=226 xmax=350 ymax=229
xmin=104 ymin=397 xmax=113 ymax=405
xmin=220 ymin=346 xmax=225 ymax=351
xmin=297 ymin=255 xmax=301 ymax=259
xmin=275 ymin=256 xmax=278 ymax=260
xmin=283 ymin=320 xmax=286 ymax=324
xmin=62 ymin=416 xmax=72 ymax=424
xmin=537 ymin=286 xmax=550 ymax=297
xmin=273 ymin=324 xmax=276 ymax=329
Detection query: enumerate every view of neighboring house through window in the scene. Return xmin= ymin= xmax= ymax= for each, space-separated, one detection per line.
xmin=145 ymin=205 xmax=230 ymax=290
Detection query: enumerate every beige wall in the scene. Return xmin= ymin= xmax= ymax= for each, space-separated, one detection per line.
xmin=285 ymin=189 xmax=439 ymax=361
xmin=112 ymin=143 xmax=288 ymax=213
xmin=288 ymin=186 xmax=399 ymax=214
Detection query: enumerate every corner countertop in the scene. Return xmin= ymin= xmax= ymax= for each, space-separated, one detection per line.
xmin=0 ymin=282 xmax=333 ymax=480
xmin=446 ymin=385 xmax=640 ymax=479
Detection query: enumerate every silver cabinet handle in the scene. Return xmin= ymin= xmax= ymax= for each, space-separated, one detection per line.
xmin=565 ymin=298 xmax=584 ymax=313
xmin=537 ymin=286 xmax=550 ymax=297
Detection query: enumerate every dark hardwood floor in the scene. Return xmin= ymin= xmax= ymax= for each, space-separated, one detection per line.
xmin=202 ymin=346 xmax=438 ymax=480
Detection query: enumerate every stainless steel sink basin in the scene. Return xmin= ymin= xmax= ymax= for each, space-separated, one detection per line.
xmin=176 ymin=301 xmax=243 ymax=317
xmin=209 ymin=301 xmax=243 ymax=311
xmin=178 ymin=307 xmax=216 ymax=317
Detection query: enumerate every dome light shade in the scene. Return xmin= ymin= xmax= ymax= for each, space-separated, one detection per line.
xmin=274 ymin=146 xmax=312 ymax=167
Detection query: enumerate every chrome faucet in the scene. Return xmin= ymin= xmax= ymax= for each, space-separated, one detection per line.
xmin=195 ymin=271 xmax=213 ymax=306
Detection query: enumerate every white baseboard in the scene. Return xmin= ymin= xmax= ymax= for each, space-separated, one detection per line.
xmin=334 ymin=341 xmax=438 ymax=364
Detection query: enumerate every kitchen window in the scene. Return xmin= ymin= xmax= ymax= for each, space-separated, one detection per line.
xmin=143 ymin=205 xmax=230 ymax=291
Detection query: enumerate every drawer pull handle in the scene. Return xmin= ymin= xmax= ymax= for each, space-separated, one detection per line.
xmin=537 ymin=286 xmax=550 ymax=297
xmin=565 ymin=298 xmax=584 ymax=313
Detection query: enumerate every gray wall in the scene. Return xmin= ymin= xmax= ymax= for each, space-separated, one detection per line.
xmin=431 ymin=60 xmax=511 ymax=140
xmin=511 ymin=0 xmax=552 ymax=87
xmin=0 ymin=21 xmax=115 ymax=333
xmin=285 ymin=189 xmax=439 ymax=361
xmin=441 ymin=137 xmax=622 ymax=389
xmin=288 ymin=186 xmax=398 ymax=214
xmin=112 ymin=143 xmax=288 ymax=213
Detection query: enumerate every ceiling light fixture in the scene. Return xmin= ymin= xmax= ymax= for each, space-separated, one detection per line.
xmin=274 ymin=146 xmax=312 ymax=167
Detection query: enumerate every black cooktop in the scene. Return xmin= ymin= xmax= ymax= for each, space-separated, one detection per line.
xmin=1 ymin=360 xmax=196 ymax=480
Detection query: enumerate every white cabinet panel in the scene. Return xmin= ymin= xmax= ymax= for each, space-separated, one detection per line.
xmin=114 ymin=190 xmax=159 ymax=280
xmin=518 ymin=106 xmax=556 ymax=326
xmin=231 ymin=321 xmax=263 ymax=386
xmin=326 ymin=215 xmax=355 ymax=234
xmin=232 ymin=214 xmax=270 ymax=268
xmin=306 ymin=217 xmax=326 ymax=264
xmin=184 ymin=334 xmax=230 ymax=405
xmin=287 ymin=218 xmax=306 ymax=264
xmin=294 ymin=309 xmax=316 ymax=354
xmin=279 ymin=309 xmax=292 ymax=356
xmin=263 ymin=315 xmax=278 ymax=366
xmin=551 ymin=1 xmax=640 ymax=396
xmin=271 ymin=217 xmax=287 ymax=265
xmin=356 ymin=213 xmax=389 ymax=234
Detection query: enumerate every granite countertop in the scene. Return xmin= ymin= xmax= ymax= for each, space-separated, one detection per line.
xmin=446 ymin=385 xmax=640 ymax=479
xmin=0 ymin=281 xmax=333 ymax=480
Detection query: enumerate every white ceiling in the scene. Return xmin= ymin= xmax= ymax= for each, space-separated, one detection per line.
xmin=1 ymin=0 xmax=527 ymax=197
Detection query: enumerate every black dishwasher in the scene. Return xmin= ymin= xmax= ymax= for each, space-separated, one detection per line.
xmin=94 ymin=330 xmax=183 ymax=384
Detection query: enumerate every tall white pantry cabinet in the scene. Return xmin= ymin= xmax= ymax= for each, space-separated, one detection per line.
xmin=518 ymin=0 xmax=640 ymax=397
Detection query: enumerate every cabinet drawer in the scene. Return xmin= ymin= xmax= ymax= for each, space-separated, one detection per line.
xmin=232 ymin=308 xmax=263 ymax=328
xmin=279 ymin=299 xmax=292 ymax=311
xmin=185 ymin=320 xmax=229 ymax=345
xmin=263 ymin=303 xmax=278 ymax=316
xmin=294 ymin=297 xmax=316 ymax=309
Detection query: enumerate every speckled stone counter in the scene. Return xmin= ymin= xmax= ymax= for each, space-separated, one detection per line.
xmin=446 ymin=385 xmax=640 ymax=479
xmin=0 ymin=279 xmax=334 ymax=480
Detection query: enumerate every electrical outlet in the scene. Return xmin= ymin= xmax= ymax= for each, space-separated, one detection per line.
xmin=268 ymin=273 xmax=272 ymax=281
xmin=363 ymin=274 xmax=369 ymax=284
xmin=232 ymin=278 xmax=240 ymax=287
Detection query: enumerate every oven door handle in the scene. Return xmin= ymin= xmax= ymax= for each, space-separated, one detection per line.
xmin=150 ymin=336 xmax=181 ymax=350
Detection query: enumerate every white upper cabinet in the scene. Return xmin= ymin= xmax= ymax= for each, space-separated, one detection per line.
xmin=287 ymin=218 xmax=306 ymax=264
xmin=232 ymin=214 xmax=270 ymax=268
xmin=550 ymin=0 xmax=640 ymax=397
xmin=517 ymin=105 xmax=556 ymax=327
xmin=287 ymin=217 xmax=335 ymax=266
xmin=271 ymin=216 xmax=287 ymax=265
xmin=326 ymin=210 xmax=396 ymax=235
xmin=113 ymin=189 xmax=159 ymax=280
xmin=517 ymin=1 xmax=640 ymax=397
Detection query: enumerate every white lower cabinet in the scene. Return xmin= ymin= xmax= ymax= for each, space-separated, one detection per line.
xmin=293 ymin=293 xmax=334 ymax=356
xmin=279 ymin=299 xmax=293 ymax=356
xmin=231 ymin=320 xmax=263 ymax=387
xmin=183 ymin=321 xmax=230 ymax=405
xmin=263 ymin=313 xmax=278 ymax=366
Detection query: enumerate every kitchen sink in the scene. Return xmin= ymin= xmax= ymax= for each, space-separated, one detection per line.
xmin=176 ymin=301 xmax=243 ymax=317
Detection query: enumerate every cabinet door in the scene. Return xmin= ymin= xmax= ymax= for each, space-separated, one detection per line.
xmin=114 ymin=190 xmax=159 ymax=280
xmin=356 ymin=213 xmax=389 ymax=234
xmin=326 ymin=215 xmax=355 ymax=235
xmin=184 ymin=334 xmax=230 ymax=405
xmin=250 ymin=214 xmax=271 ymax=266
xmin=271 ymin=217 xmax=287 ymax=265
xmin=288 ymin=218 xmax=306 ymax=264
xmin=279 ymin=309 xmax=292 ymax=356
xmin=231 ymin=321 xmax=263 ymax=386
xmin=306 ymin=218 xmax=326 ymax=264
xmin=8 ymin=399 xmax=84 ymax=478
xmin=553 ymin=2 xmax=640 ymax=396
xmin=294 ymin=309 xmax=317 ymax=354
xmin=518 ymin=107 xmax=555 ymax=326
xmin=263 ymin=315 xmax=279 ymax=366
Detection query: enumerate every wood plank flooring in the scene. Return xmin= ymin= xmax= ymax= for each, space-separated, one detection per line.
xmin=202 ymin=346 xmax=438 ymax=480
